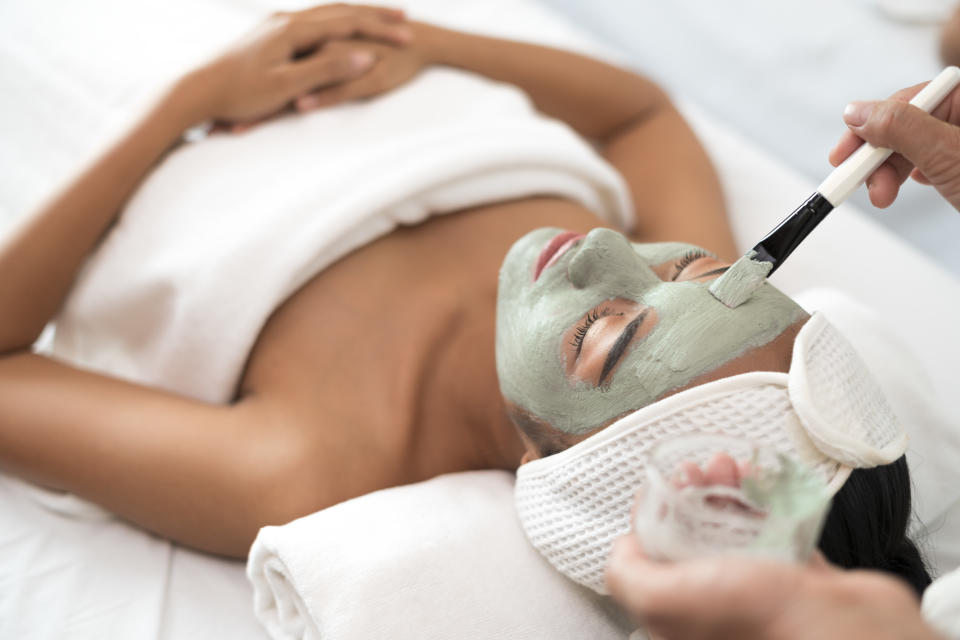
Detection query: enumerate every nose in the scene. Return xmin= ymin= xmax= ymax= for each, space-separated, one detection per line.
xmin=567 ymin=228 xmax=660 ymax=289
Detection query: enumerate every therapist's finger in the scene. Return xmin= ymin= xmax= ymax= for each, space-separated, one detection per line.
xmin=844 ymin=98 xmax=960 ymax=206
xmin=806 ymin=550 xmax=839 ymax=573
xmin=606 ymin=535 xmax=732 ymax=621
xmin=827 ymin=80 xmax=957 ymax=208
xmin=828 ymin=130 xmax=864 ymax=167
xmin=606 ymin=535 xmax=672 ymax=614
xmin=828 ymin=138 xmax=915 ymax=209
xmin=829 ymin=84 xmax=922 ymax=166
xmin=829 ymin=80 xmax=953 ymax=166
xmin=865 ymin=161 xmax=907 ymax=208
xmin=912 ymin=167 xmax=932 ymax=185
xmin=829 ymin=132 xmax=916 ymax=209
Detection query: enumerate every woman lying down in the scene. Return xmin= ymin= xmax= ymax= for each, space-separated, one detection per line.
xmin=0 ymin=3 xmax=930 ymax=600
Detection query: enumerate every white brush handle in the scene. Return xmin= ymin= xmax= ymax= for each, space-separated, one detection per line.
xmin=817 ymin=66 xmax=960 ymax=206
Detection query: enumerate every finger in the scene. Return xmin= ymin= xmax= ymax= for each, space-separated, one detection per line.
xmin=230 ymin=113 xmax=273 ymax=133
xmin=865 ymin=161 xmax=904 ymax=208
xmin=673 ymin=461 xmax=706 ymax=488
xmin=704 ymin=453 xmax=740 ymax=487
xmin=295 ymin=63 xmax=390 ymax=109
xmin=807 ymin=550 xmax=838 ymax=573
xmin=828 ymin=80 xmax=943 ymax=167
xmin=605 ymin=536 xmax=669 ymax=609
xmin=607 ymin=550 xmax=728 ymax=621
xmin=298 ymin=3 xmax=406 ymax=24
xmin=286 ymin=14 xmax=412 ymax=50
xmin=843 ymin=98 xmax=960 ymax=188
xmin=839 ymin=100 xmax=939 ymax=207
xmin=911 ymin=167 xmax=932 ymax=185
xmin=610 ymin=534 xmax=647 ymax=567
xmin=348 ymin=4 xmax=406 ymax=22
xmin=883 ymin=82 xmax=927 ymax=106
xmin=285 ymin=50 xmax=376 ymax=97
xmin=828 ymin=133 xmax=915 ymax=199
xmin=828 ymin=130 xmax=864 ymax=167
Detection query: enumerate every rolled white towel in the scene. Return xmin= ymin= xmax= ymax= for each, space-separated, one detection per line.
xmin=923 ymin=568 xmax=960 ymax=640
xmin=246 ymin=470 xmax=630 ymax=640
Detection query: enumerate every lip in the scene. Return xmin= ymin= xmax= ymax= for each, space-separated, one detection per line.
xmin=533 ymin=231 xmax=585 ymax=281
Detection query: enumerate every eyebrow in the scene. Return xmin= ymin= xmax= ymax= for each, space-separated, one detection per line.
xmin=598 ymin=308 xmax=650 ymax=385
xmin=698 ymin=266 xmax=730 ymax=278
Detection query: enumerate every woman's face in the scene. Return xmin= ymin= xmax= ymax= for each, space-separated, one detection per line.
xmin=495 ymin=227 xmax=807 ymax=436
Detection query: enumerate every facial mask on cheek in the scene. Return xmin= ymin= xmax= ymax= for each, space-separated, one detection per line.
xmin=573 ymin=281 xmax=805 ymax=431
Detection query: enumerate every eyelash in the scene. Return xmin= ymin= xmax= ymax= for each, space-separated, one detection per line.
xmin=570 ymin=306 xmax=620 ymax=355
xmin=672 ymin=250 xmax=710 ymax=281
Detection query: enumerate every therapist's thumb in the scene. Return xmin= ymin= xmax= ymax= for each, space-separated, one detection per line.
xmin=844 ymin=99 xmax=960 ymax=209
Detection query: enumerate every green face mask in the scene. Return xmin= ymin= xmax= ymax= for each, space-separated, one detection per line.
xmin=495 ymin=227 xmax=807 ymax=434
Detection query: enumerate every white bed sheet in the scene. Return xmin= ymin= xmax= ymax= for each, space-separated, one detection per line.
xmin=2 ymin=0 xmax=959 ymax=639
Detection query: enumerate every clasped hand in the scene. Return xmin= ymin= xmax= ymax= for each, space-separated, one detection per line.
xmin=195 ymin=3 xmax=427 ymax=132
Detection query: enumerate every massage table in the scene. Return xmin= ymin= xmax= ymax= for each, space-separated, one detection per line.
xmin=1 ymin=0 xmax=959 ymax=638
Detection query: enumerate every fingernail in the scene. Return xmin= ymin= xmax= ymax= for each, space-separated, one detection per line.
xmin=297 ymin=95 xmax=321 ymax=111
xmin=843 ymin=101 xmax=872 ymax=127
xmin=350 ymin=51 xmax=375 ymax=70
xmin=394 ymin=26 xmax=413 ymax=43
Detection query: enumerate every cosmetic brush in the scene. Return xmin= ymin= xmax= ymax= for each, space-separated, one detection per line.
xmin=710 ymin=65 xmax=960 ymax=308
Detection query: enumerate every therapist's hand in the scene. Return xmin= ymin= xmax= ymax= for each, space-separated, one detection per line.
xmin=197 ymin=4 xmax=412 ymax=129
xmin=829 ymin=79 xmax=960 ymax=211
xmin=605 ymin=534 xmax=942 ymax=640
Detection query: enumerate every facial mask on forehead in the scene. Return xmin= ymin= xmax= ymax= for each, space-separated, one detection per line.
xmin=496 ymin=228 xmax=806 ymax=434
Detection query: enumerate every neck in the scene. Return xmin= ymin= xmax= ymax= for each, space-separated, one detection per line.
xmin=412 ymin=299 xmax=525 ymax=477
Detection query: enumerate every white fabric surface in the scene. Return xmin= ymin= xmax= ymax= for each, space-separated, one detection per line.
xmin=2 ymin=0 xmax=960 ymax=639
xmin=924 ymin=567 xmax=960 ymax=639
xmin=248 ymin=471 xmax=632 ymax=640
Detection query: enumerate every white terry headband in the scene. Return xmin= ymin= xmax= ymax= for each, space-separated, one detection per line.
xmin=513 ymin=312 xmax=909 ymax=593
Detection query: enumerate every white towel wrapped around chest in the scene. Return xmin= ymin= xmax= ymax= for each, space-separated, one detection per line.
xmin=51 ymin=68 xmax=633 ymax=403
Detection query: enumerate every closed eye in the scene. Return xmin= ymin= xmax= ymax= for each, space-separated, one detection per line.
xmin=697 ymin=266 xmax=730 ymax=278
xmin=563 ymin=298 xmax=656 ymax=384
xmin=671 ymin=254 xmax=730 ymax=282
xmin=570 ymin=306 xmax=620 ymax=356
xmin=599 ymin=308 xmax=649 ymax=385
xmin=671 ymin=250 xmax=709 ymax=280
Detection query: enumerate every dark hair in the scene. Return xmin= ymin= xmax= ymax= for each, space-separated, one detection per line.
xmin=817 ymin=455 xmax=931 ymax=596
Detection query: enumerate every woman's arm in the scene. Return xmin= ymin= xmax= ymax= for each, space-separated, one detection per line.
xmin=0 ymin=6 xmax=410 ymax=554
xmin=0 ymin=74 xmax=206 ymax=353
xmin=413 ymin=24 xmax=737 ymax=259
xmin=0 ymin=6 xmax=409 ymax=355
